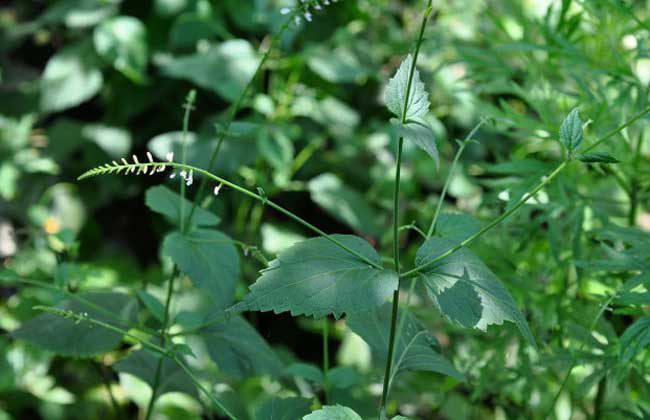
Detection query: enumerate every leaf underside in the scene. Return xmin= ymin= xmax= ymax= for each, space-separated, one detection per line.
xmin=415 ymin=237 xmax=537 ymax=348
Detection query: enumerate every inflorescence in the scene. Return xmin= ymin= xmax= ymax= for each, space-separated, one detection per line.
xmin=280 ymin=0 xmax=339 ymax=25
xmin=78 ymin=151 xmax=224 ymax=196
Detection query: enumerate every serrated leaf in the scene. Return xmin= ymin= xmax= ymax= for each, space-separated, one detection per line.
xmin=232 ymin=235 xmax=398 ymax=319
xmin=199 ymin=316 xmax=284 ymax=379
xmin=620 ymin=317 xmax=650 ymax=362
xmin=13 ymin=292 xmax=136 ymax=357
xmin=559 ymin=108 xmax=583 ymax=153
xmin=385 ymin=54 xmax=430 ymax=120
xmin=93 ymin=16 xmax=148 ymax=83
xmin=113 ymin=350 xmax=197 ymax=397
xmin=393 ymin=118 xmax=439 ymax=165
xmin=415 ymin=238 xmax=536 ymax=348
xmin=163 ymin=229 xmax=240 ymax=309
xmin=255 ymin=397 xmax=313 ymax=420
xmin=347 ymin=303 xmax=463 ymax=381
xmin=145 ymin=185 xmax=220 ymax=227
xmin=303 ymin=405 xmax=362 ymax=420
xmin=308 ymin=173 xmax=382 ymax=236
xmin=578 ymin=152 xmax=619 ymax=164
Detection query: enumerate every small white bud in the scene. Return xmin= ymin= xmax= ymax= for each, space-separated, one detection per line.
xmin=166 ymin=151 xmax=174 ymax=162
xmin=186 ymin=170 xmax=194 ymax=186
xmin=121 ymin=158 xmax=129 ymax=165
xmin=280 ymin=7 xmax=291 ymax=15
xmin=146 ymin=152 xmax=154 ymax=163
xmin=132 ymin=155 xmax=140 ymax=164
xmin=294 ymin=16 xmax=301 ymax=25
xmin=157 ymin=165 xmax=166 ymax=172
xmin=314 ymin=4 xmax=322 ymax=10
xmin=213 ymin=184 xmax=222 ymax=196
xmin=169 ymin=172 xmax=176 ymax=179
xmin=304 ymin=12 xmax=312 ymax=21
xmin=180 ymin=170 xmax=187 ymax=179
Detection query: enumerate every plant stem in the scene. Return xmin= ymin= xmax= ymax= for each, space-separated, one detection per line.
xmin=380 ymin=1 xmax=433 ymax=414
xmin=322 ymin=317 xmax=330 ymax=403
xmin=184 ymin=14 xmax=294 ymax=227
xmin=82 ymin=162 xmax=382 ymax=269
xmin=426 ymin=119 xmax=487 ymax=238
xmin=594 ymin=376 xmax=607 ymax=420
xmin=34 ymin=305 xmax=238 ymax=420
xmin=582 ymin=106 xmax=650 ymax=153
xmin=543 ymin=292 xmax=617 ymax=418
xmin=403 ymin=160 xmax=568 ymax=278
xmin=179 ymin=90 xmax=196 ymax=234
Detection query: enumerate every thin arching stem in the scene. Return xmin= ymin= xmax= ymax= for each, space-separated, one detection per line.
xmin=380 ymin=0 xmax=433 ymax=414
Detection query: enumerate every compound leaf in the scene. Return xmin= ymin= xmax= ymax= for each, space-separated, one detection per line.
xmin=232 ymin=235 xmax=397 ymax=319
xmin=415 ymin=238 xmax=536 ymax=348
xmin=620 ymin=317 xmax=650 ymax=362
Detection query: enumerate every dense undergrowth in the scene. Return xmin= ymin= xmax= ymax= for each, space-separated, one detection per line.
xmin=1 ymin=0 xmax=649 ymax=419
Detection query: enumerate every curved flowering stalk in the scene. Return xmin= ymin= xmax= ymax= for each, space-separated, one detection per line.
xmin=79 ymin=156 xmax=383 ymax=270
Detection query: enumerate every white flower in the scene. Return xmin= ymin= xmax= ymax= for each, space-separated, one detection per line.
xmin=146 ymin=152 xmax=154 ymax=163
xmin=213 ymin=183 xmax=223 ymax=196
xmin=166 ymin=151 xmax=174 ymax=162
xmin=169 ymin=172 xmax=176 ymax=179
xmin=186 ymin=170 xmax=194 ymax=186
xmin=280 ymin=7 xmax=291 ymax=15
xmin=304 ymin=12 xmax=312 ymax=21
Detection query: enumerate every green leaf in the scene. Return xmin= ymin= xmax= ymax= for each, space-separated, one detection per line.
xmin=93 ymin=16 xmax=148 ymax=83
xmin=415 ymin=238 xmax=536 ymax=348
xmin=327 ymin=366 xmax=362 ymax=389
xmin=40 ymin=43 xmax=103 ymax=113
xmin=255 ymin=397 xmax=313 ymax=420
xmin=385 ymin=54 xmax=430 ymax=120
xmin=578 ymin=152 xmax=619 ymax=164
xmin=159 ymin=39 xmax=260 ymax=102
xmin=286 ymin=363 xmax=324 ymax=383
xmin=308 ymin=173 xmax=382 ymax=236
xmin=434 ymin=213 xmax=482 ymax=244
xmin=145 ymin=185 xmax=220 ymax=227
xmin=559 ymin=107 xmax=583 ymax=153
xmin=392 ymin=118 xmax=439 ymax=166
xmin=308 ymin=46 xmax=369 ymax=83
xmin=347 ymin=304 xmax=463 ymax=381
xmin=303 ymin=405 xmax=362 ymax=420
xmin=136 ymin=290 xmax=165 ymax=322
xmin=199 ymin=316 xmax=284 ymax=379
xmin=13 ymin=292 xmax=136 ymax=357
xmin=232 ymin=235 xmax=398 ymax=319
xmin=620 ymin=317 xmax=650 ymax=362
xmin=113 ymin=350 xmax=197 ymax=397
xmin=163 ymin=229 xmax=240 ymax=309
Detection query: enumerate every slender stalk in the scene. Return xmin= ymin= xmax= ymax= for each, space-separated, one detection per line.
xmin=402 ymin=160 xmax=569 ymax=278
xmin=322 ymin=318 xmax=330 ymax=403
xmin=145 ymin=90 xmax=195 ymax=420
xmin=426 ymin=119 xmax=487 ymax=238
xmin=81 ymin=162 xmax=382 ymax=269
xmin=34 ymin=305 xmax=238 ymax=420
xmin=380 ymin=1 xmax=433 ymax=414
xmin=544 ymin=293 xmax=617 ymax=418
xmin=582 ymin=106 xmax=650 ymax=153
xmin=3 ymin=276 xmax=159 ymax=336
xmin=594 ymin=376 xmax=607 ymax=420
xmin=184 ymin=14 xmax=295 ymax=227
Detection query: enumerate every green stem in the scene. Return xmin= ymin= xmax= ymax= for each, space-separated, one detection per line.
xmin=594 ymin=376 xmax=607 ymax=420
xmin=81 ymin=162 xmax=382 ymax=270
xmin=185 ymin=14 xmax=294 ymax=227
xmin=179 ymin=90 xmax=196 ymax=234
xmin=582 ymin=106 xmax=650 ymax=154
xmin=403 ymin=160 xmax=569 ymax=278
xmin=543 ymin=292 xmax=617 ymax=419
xmin=426 ymin=119 xmax=486 ymax=238
xmin=6 ymin=276 xmax=159 ymax=336
xmin=322 ymin=318 xmax=330 ymax=403
xmin=33 ymin=306 xmax=238 ymax=420
xmin=380 ymin=2 xmax=433 ymax=413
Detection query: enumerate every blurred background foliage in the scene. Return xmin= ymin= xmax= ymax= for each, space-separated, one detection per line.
xmin=0 ymin=0 xmax=649 ymax=419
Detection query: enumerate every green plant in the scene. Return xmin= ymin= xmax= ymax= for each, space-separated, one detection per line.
xmin=2 ymin=0 xmax=650 ymax=419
